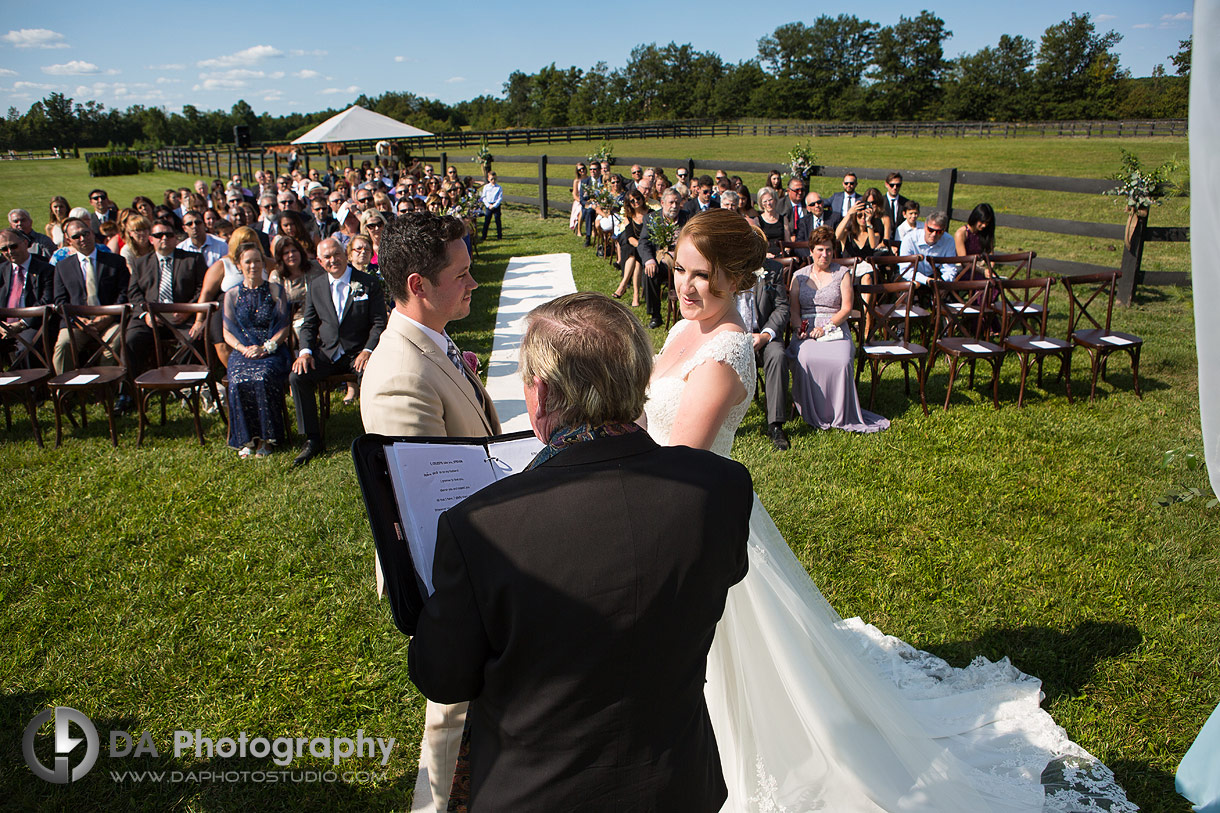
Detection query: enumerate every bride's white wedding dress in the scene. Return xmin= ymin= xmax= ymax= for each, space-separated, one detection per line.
xmin=644 ymin=322 xmax=1136 ymax=813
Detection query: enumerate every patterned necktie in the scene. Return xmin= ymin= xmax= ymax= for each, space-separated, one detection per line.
xmin=7 ymin=264 xmax=24 ymax=309
xmin=445 ymin=336 xmax=484 ymax=407
xmin=81 ymin=255 xmax=99 ymax=306
xmin=158 ymin=256 xmax=174 ymax=303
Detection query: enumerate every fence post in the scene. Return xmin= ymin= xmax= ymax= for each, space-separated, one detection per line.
xmin=538 ymin=154 xmax=548 ymax=219
xmin=686 ymin=158 xmax=696 ymax=180
xmin=440 ymin=151 xmax=448 ymax=177
xmin=1118 ymin=211 xmax=1147 ymax=305
xmin=936 ymin=168 xmax=957 ymax=220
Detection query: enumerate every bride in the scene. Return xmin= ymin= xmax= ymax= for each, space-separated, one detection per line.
xmin=643 ymin=209 xmax=1134 ymax=812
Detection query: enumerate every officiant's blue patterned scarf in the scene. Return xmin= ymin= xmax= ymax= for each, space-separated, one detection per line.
xmin=525 ymin=421 xmax=643 ymax=470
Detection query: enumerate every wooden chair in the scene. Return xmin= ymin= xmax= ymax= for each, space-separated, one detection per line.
xmin=866 ymin=254 xmax=924 ymax=285
xmin=865 ymin=255 xmax=932 ymax=344
xmin=0 ymin=305 xmax=54 ymax=447
xmin=318 ymin=371 xmax=358 ymax=446
xmin=996 ymin=277 xmax=1073 ymax=407
xmin=133 ymin=302 xmax=224 ymax=446
xmin=928 ymin=280 xmax=1005 ymax=410
xmin=1061 ymin=271 xmax=1143 ymax=401
xmin=47 ymin=303 xmax=130 ymax=446
xmin=854 ymin=281 xmax=929 ymax=415
xmin=978 ymin=251 xmax=1038 ymax=281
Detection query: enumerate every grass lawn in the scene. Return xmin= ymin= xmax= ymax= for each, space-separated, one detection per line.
xmin=1 ymin=140 xmax=1214 ymax=812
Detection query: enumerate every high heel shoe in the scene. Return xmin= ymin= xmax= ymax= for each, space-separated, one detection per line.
xmin=612 ymin=288 xmax=625 ymax=299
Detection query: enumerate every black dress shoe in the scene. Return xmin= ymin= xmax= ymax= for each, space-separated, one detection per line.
xmin=769 ymin=423 xmax=790 ymax=451
xmin=648 ymin=317 xmax=662 ymax=329
xmin=112 ymin=394 xmax=133 ymax=416
xmin=293 ymin=440 xmax=324 ymax=467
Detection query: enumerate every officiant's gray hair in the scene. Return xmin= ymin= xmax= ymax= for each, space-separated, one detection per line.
xmin=520 ymin=292 xmax=652 ymax=427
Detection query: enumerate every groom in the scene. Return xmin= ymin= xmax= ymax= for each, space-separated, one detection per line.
xmin=409 ymin=292 xmax=752 ymax=809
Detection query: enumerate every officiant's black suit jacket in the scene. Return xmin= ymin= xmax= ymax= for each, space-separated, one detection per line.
xmin=409 ymin=430 xmax=752 ymax=811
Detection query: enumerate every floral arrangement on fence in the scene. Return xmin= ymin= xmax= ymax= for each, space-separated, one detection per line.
xmin=587 ymin=141 xmax=615 ymax=167
xmin=472 ymin=137 xmax=492 ymax=167
xmin=1104 ymin=150 xmax=1177 ymax=210
xmin=787 ymin=141 xmax=816 ymax=181
xmin=646 ymin=211 xmax=680 ymax=250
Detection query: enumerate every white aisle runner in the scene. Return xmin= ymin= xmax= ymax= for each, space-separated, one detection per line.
xmin=482 ymin=253 xmax=577 ymax=432
xmin=409 ymin=253 xmax=574 ymax=812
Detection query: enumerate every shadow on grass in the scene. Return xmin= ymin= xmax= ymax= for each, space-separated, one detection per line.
xmin=3 ymin=699 xmax=415 ymax=812
xmin=1107 ymin=759 xmax=1190 ymax=813
xmin=922 ymin=620 xmax=1142 ymax=707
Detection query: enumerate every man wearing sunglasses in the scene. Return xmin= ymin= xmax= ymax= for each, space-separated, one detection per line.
xmin=898 ymin=211 xmax=959 ymax=285
xmin=177 ymin=211 xmax=228 ymax=268
xmin=829 ymin=173 xmax=860 ymax=220
xmin=87 ymin=189 xmax=113 ymax=233
xmin=883 ymin=172 xmax=910 ymax=227
xmin=0 ymin=228 xmax=54 ymax=354
xmin=257 ymin=194 xmax=280 ymax=236
xmin=51 ymin=217 xmax=129 ymax=374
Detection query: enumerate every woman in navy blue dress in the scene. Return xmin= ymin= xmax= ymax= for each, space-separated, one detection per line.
xmin=221 ymin=242 xmax=292 ymax=458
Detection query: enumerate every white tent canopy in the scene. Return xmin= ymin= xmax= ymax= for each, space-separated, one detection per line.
xmin=290 ymin=105 xmax=432 ymax=144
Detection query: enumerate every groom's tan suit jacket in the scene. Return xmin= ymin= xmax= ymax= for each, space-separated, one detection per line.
xmin=360 ymin=311 xmax=501 ymax=812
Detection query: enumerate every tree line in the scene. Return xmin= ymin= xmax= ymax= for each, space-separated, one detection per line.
xmin=0 ymin=13 xmax=1190 ymax=152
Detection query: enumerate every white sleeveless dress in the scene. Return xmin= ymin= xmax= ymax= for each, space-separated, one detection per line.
xmin=643 ymin=321 xmax=1135 ymax=813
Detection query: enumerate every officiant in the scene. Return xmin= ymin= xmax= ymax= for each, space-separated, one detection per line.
xmin=409 ymin=292 xmax=752 ymax=810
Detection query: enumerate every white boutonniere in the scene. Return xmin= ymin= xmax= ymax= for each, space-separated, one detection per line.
xmin=349 ymin=280 xmax=365 ymax=297
xmin=754 ymin=268 xmax=767 ymax=282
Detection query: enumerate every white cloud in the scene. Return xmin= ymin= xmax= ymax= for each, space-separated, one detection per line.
xmin=13 ymin=80 xmax=57 ymax=90
xmin=1132 ymin=23 xmax=1153 ymax=29
xmin=0 ymin=68 xmax=16 ymax=76
xmin=194 ymin=78 xmax=249 ymax=91
xmin=198 ymin=69 xmax=281 ymax=81
xmin=197 ymin=45 xmax=283 ymax=69
xmin=146 ymin=63 xmax=185 ymax=71
xmin=290 ymin=49 xmax=327 ymax=58
xmin=393 ymin=55 xmax=407 ymax=63
xmin=156 ymin=77 xmax=181 ymax=84
xmin=445 ymin=76 xmax=466 ymax=84
xmin=260 ymin=88 xmax=283 ymax=101
xmin=43 ymin=60 xmax=117 ymax=76
xmin=1161 ymin=11 xmax=1191 ymax=21
xmin=1095 ymin=13 xmax=1116 ymax=22
xmin=2 ymin=28 xmax=69 ymax=49
xmin=295 ymin=69 xmax=322 ymax=79
xmin=319 ymin=85 xmax=359 ymax=95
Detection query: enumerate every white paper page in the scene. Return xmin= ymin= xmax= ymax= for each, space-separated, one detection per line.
xmin=1032 ymin=340 xmax=1061 ymax=350
xmin=66 ymin=373 xmax=99 ymax=385
xmin=865 ymin=345 xmax=893 ymax=355
xmin=888 ymin=346 xmax=914 ymax=355
xmin=386 ymin=443 xmax=501 ymax=596
xmin=487 ymin=435 xmax=545 ymax=479
xmin=963 ymin=343 xmax=992 ymax=353
xmin=1101 ymin=335 xmax=1132 ymax=345
xmin=174 ymin=371 xmax=209 ymax=381
xmin=0 ymin=375 xmax=20 ymax=386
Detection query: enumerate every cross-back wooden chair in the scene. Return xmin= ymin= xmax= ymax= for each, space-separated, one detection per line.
xmin=47 ymin=303 xmax=130 ymax=446
xmin=928 ymin=279 xmax=1005 ymax=410
xmin=0 ymin=305 xmax=54 ymax=447
xmin=133 ymin=302 xmax=224 ymax=446
xmin=978 ymin=251 xmax=1038 ymax=281
xmin=996 ymin=277 xmax=1073 ymax=406
xmin=867 ymin=254 xmax=924 ymax=285
xmin=863 ymin=255 xmax=932 ymax=344
xmin=854 ymin=281 xmax=929 ymax=415
xmin=1061 ymin=270 xmax=1143 ymax=400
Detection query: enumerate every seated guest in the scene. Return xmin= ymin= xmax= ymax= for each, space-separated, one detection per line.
xmin=270 ymin=235 xmax=316 ymax=319
xmin=99 ymin=221 xmax=122 ymax=255
xmin=785 ymin=178 xmax=807 ymax=238
xmin=131 ymin=196 xmax=156 ymax=225
xmin=195 ymin=226 xmax=274 ymax=370
xmin=373 ymin=191 xmax=394 ymax=215
xmin=8 ymin=208 xmax=56 ymax=259
xmin=756 ymin=170 xmax=788 ymax=220
xmin=787 ymin=227 xmax=890 ymax=434
xmin=637 ymin=188 xmax=689 ymax=330
xmin=51 ymin=217 xmax=129 ymax=373
xmin=755 ymin=189 xmax=789 ymax=259
xmin=46 ymin=197 xmax=71 ymax=248
xmin=360 ymin=211 xmax=388 ymax=265
xmin=899 ymin=211 xmax=958 ymax=285
xmin=276 ymin=210 xmax=315 ymax=257
xmin=257 ymin=194 xmax=279 ymax=235
xmin=862 ymin=187 xmax=894 ymax=242
xmin=955 ymin=202 xmax=996 ymax=258
xmin=0 ymin=228 xmax=54 ymax=360
xmin=203 ymin=208 xmax=226 ymax=235
xmin=222 ymin=242 xmax=292 ymax=459
xmin=836 ymin=199 xmax=884 ymax=270
xmin=177 ymin=210 xmax=228 ymax=268
xmin=895 ymin=199 xmax=922 ymax=245
xmin=310 ymin=197 xmax=340 ymax=240
xmin=682 ymin=176 xmax=716 ymax=217
xmin=289 ymin=238 xmax=387 ymax=466
xmin=739 ymin=253 xmax=791 ymax=450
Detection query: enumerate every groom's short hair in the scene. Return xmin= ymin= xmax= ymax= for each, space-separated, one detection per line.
xmin=379 ymin=211 xmax=467 ymax=303
xmin=520 ymin=292 xmax=652 ymax=428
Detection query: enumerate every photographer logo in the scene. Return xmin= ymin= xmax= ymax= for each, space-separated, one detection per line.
xmin=23 ymin=706 xmax=100 ymax=784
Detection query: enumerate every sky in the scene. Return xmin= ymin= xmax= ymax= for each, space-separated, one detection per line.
xmin=0 ymin=0 xmax=1196 ymax=119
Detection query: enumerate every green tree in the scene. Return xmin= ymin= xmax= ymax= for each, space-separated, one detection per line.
xmin=757 ymin=16 xmax=878 ymax=118
xmin=1034 ymin=13 xmax=1125 ymax=118
xmin=868 ymin=12 xmax=951 ymax=120
xmin=1170 ymin=37 xmax=1191 ymax=77
xmin=942 ymin=34 xmax=1035 ymax=120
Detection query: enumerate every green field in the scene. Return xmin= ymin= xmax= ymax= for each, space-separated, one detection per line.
xmin=0 ymin=137 xmax=1213 ymax=812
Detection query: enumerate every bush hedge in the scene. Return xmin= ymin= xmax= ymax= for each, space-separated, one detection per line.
xmin=87 ymin=155 xmax=141 ymax=177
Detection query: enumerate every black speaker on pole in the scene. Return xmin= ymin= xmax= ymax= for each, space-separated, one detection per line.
xmin=233 ymin=125 xmax=251 ymax=149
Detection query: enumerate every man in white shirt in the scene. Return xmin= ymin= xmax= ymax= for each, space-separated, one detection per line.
xmin=177 ymin=211 xmax=229 ymax=269
xmin=898 ymin=211 xmax=959 ymax=285
xmin=478 ymin=171 xmax=503 ymax=240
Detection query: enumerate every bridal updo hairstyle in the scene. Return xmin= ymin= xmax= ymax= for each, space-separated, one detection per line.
xmin=519 ymin=292 xmax=653 ymax=429
xmin=677 ymin=208 xmax=768 ymax=298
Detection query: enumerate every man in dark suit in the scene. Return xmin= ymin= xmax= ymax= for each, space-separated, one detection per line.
xmin=52 ymin=217 xmax=129 ymax=373
xmin=7 ymin=209 xmax=56 ymax=260
xmin=829 ymin=172 xmax=860 ymax=220
xmin=0 ymin=228 xmax=54 ymax=360
xmin=638 ymin=189 xmax=691 ymax=330
xmin=791 ymin=193 xmax=841 ymax=261
xmin=410 ymin=292 xmax=751 ymax=811
xmin=123 ymin=219 xmax=207 ymax=380
xmin=290 ymin=237 xmax=387 ymax=465
xmin=737 ymin=256 xmax=791 ymax=450
xmin=681 ymin=175 xmax=716 ymax=218
xmin=883 ymin=172 xmax=911 ymax=228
